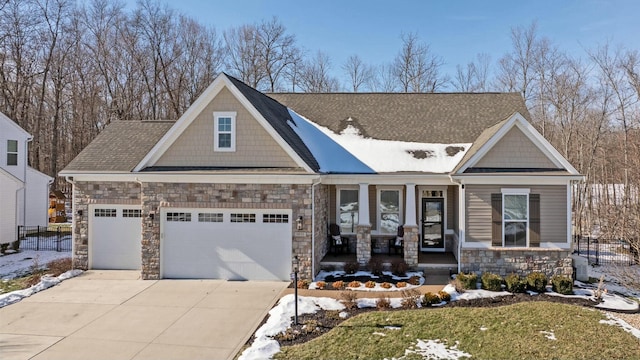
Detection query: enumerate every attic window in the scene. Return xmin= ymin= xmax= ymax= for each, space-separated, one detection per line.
xmin=214 ymin=111 xmax=236 ymax=152
xmin=7 ymin=140 xmax=17 ymax=166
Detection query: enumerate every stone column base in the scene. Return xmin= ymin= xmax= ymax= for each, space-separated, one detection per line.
xmin=356 ymin=225 xmax=371 ymax=266
xmin=403 ymin=225 xmax=419 ymax=266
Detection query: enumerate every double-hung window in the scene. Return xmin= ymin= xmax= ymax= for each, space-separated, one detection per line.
xmin=7 ymin=140 xmax=18 ymax=166
xmin=502 ymin=190 xmax=529 ymax=247
xmin=214 ymin=112 xmax=236 ymax=152
xmin=378 ymin=189 xmax=402 ymax=234
xmin=338 ymin=188 xmax=358 ymax=233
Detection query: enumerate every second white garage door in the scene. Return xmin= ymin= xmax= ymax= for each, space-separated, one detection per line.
xmin=161 ymin=208 xmax=292 ymax=280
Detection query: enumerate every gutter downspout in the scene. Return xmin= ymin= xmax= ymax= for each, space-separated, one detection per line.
xmin=311 ymin=177 xmax=321 ymax=278
xmin=22 ymin=135 xmax=33 ymax=227
xmin=64 ymin=176 xmax=76 ymax=264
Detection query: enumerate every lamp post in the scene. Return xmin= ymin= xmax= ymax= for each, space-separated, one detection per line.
xmin=293 ymin=255 xmax=299 ymax=325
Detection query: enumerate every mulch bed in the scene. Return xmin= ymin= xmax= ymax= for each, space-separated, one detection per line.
xmin=246 ymin=291 xmax=599 ymax=348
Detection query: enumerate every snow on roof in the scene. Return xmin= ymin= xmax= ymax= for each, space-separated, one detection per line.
xmin=288 ymin=109 xmax=470 ymax=174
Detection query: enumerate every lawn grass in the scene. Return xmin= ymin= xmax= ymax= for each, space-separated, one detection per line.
xmin=0 ymin=257 xmax=72 ymax=295
xmin=275 ymin=302 xmax=640 ymax=360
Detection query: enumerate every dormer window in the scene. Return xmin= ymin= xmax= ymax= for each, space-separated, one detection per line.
xmin=7 ymin=140 xmax=17 ymax=166
xmin=214 ymin=112 xmax=236 ymax=152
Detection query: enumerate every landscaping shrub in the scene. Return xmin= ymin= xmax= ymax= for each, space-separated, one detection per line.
xmin=551 ymin=275 xmax=573 ymax=295
xmin=367 ymin=257 xmax=384 ymax=276
xmin=46 ymin=258 xmax=72 ymax=276
xmin=400 ymin=289 xmax=421 ymax=309
xmin=421 ymin=292 xmax=440 ymax=307
xmin=526 ymin=272 xmax=548 ymax=293
xmin=315 ymin=281 xmax=326 ymax=290
xmin=380 ymin=282 xmax=392 ymax=289
xmin=340 ymin=290 xmax=358 ymax=310
xmin=438 ymin=290 xmax=451 ymax=302
xmin=390 ymin=259 xmax=408 ymax=276
xmin=0 ymin=243 xmax=8 ymax=254
xmin=347 ymin=280 xmax=361 ymax=288
xmin=297 ymin=279 xmax=310 ymax=289
xmin=450 ymin=278 xmax=464 ymax=293
xmin=364 ymin=280 xmax=376 ymax=288
xmin=376 ymin=296 xmax=392 ymax=310
xmin=344 ymin=261 xmax=359 ymax=274
xmin=331 ymin=280 xmax=344 ymax=290
xmin=505 ymin=273 xmax=527 ymax=293
xmin=481 ymin=272 xmax=503 ymax=291
xmin=10 ymin=239 xmax=20 ymax=251
xmin=456 ymin=272 xmax=478 ymax=290
xmin=408 ymin=275 xmax=421 ymax=286
xmin=396 ymin=281 xmax=407 ymax=288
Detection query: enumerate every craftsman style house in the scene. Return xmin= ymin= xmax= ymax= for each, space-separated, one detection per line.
xmin=60 ymin=73 xmax=582 ymax=281
xmin=0 ymin=113 xmax=52 ymax=245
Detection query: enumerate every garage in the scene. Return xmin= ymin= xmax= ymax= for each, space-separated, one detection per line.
xmin=161 ymin=208 xmax=292 ymax=280
xmin=89 ymin=204 xmax=142 ymax=270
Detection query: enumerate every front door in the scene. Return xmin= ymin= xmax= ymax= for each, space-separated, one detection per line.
xmin=421 ymin=198 xmax=444 ymax=251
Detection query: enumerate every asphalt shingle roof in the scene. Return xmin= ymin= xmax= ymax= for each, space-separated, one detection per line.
xmin=268 ymin=92 xmax=530 ymax=144
xmin=61 ymin=121 xmax=174 ymax=172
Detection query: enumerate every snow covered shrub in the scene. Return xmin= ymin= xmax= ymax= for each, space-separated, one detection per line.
xmin=526 ymin=272 xmax=548 ymax=293
xmin=505 ymin=273 xmax=527 ymax=293
xmin=348 ymin=280 xmax=361 ymax=288
xmin=380 ymin=282 xmax=392 ymax=289
xmin=365 ymin=280 xmax=376 ymax=288
xmin=367 ymin=257 xmax=384 ymax=276
xmin=391 ymin=259 xmax=408 ymax=276
xmin=297 ymin=279 xmax=310 ymax=289
xmin=456 ymin=272 xmax=478 ymax=290
xmin=551 ymin=275 xmax=573 ymax=295
xmin=376 ymin=296 xmax=392 ymax=310
xmin=315 ymin=281 xmax=326 ymax=289
xmin=438 ymin=290 xmax=451 ymax=302
xmin=421 ymin=292 xmax=440 ymax=307
xmin=331 ymin=280 xmax=344 ymax=290
xmin=340 ymin=290 xmax=358 ymax=310
xmin=400 ymin=289 xmax=421 ymax=309
xmin=481 ymin=272 xmax=503 ymax=291
xmin=344 ymin=261 xmax=359 ymax=274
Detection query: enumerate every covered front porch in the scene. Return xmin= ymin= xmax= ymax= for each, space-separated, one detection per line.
xmin=319 ymin=251 xmax=458 ymax=272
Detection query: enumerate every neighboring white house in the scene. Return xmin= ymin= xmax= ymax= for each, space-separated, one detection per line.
xmin=0 ymin=112 xmax=52 ymax=245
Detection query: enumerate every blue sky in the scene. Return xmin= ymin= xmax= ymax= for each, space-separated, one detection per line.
xmin=135 ymin=0 xmax=639 ymax=85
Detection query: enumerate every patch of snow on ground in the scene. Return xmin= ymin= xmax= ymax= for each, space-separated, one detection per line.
xmin=310 ymin=270 xmax=424 ymax=291
xmin=238 ymin=294 xmax=344 ymax=360
xmin=600 ymin=313 xmax=640 ymax=340
xmin=588 ymin=263 xmax=640 ymax=301
xmin=442 ymin=284 xmax=511 ymax=302
xmin=0 ymin=269 xmax=82 ymax=308
xmin=0 ymin=250 xmax=71 ymax=279
xmin=480 ymin=326 xmax=488 ymax=331
xmin=540 ymin=330 xmax=557 ymax=340
xmin=387 ymin=339 xmax=471 ymax=360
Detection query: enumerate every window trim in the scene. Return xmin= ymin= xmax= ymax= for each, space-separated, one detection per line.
xmin=7 ymin=139 xmax=18 ymax=166
xmin=502 ymin=189 xmax=529 ymax=247
xmin=214 ymin=111 xmax=236 ymax=152
xmin=337 ymin=186 xmax=359 ymax=234
xmin=376 ymin=187 xmax=403 ymax=235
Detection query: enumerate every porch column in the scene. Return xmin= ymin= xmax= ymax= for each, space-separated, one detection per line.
xmin=403 ymin=183 xmax=418 ymax=265
xmin=356 ymin=183 xmax=371 ymax=265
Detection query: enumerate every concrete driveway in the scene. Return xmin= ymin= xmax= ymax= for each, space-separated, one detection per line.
xmin=0 ymin=270 xmax=288 ymax=360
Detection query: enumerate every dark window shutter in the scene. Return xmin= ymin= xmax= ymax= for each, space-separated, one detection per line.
xmin=491 ymin=193 xmax=502 ymax=247
xmin=529 ymin=194 xmax=540 ymax=247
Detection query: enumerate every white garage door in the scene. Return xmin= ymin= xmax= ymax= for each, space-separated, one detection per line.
xmin=161 ymin=208 xmax=292 ymax=280
xmin=89 ymin=205 xmax=142 ymax=270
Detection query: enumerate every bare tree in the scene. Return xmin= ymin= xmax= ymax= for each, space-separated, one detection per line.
xmin=392 ymin=32 xmax=446 ymax=92
xmin=257 ymin=17 xmax=301 ymax=92
xmin=342 ymin=54 xmax=374 ymax=92
xmin=496 ymin=22 xmax=540 ymax=102
xmin=453 ymin=53 xmax=492 ymax=92
xmin=298 ymin=51 xmax=340 ymax=92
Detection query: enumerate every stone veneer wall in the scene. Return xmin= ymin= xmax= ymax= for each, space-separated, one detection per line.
xmin=312 ymin=184 xmax=329 ymax=279
xmin=71 ymin=181 xmax=141 ymax=270
xmin=140 ymin=182 xmax=314 ymax=280
xmin=356 ymin=225 xmax=371 ymax=265
xmin=403 ymin=226 xmax=419 ymax=266
xmin=460 ymin=248 xmax=572 ymax=277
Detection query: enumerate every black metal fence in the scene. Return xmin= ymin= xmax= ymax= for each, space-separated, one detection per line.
xmin=17 ymin=225 xmax=72 ymax=252
xmin=573 ymin=235 xmax=639 ymax=266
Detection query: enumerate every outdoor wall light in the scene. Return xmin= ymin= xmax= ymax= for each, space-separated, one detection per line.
xmin=149 ymin=211 xmax=155 ymax=220
xmin=76 ymin=210 xmax=83 ymax=216
xmin=296 ymin=216 xmax=303 ymax=230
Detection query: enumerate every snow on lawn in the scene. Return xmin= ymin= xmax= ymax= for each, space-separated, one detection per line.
xmin=0 ymin=250 xmax=71 ymax=279
xmin=288 ymin=109 xmax=470 ymax=173
xmin=386 ymin=339 xmax=471 ymax=360
xmin=0 ymin=269 xmax=83 ymax=308
xmin=441 ymin=284 xmax=512 ymax=301
xmin=600 ymin=313 xmax=640 ymax=340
